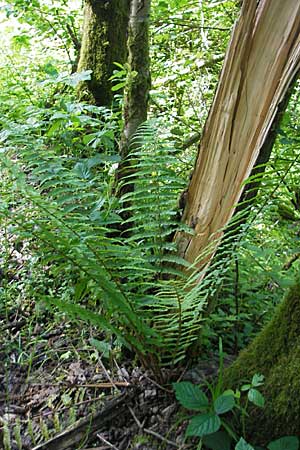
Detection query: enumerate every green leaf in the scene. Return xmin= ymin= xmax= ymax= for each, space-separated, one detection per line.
xmin=173 ymin=382 xmax=209 ymax=410
xmin=111 ymin=81 xmax=126 ymax=91
xmin=235 ymin=438 xmax=255 ymax=450
xmin=203 ymin=431 xmax=232 ymax=450
xmin=214 ymin=394 xmax=235 ymax=414
xmin=267 ymin=437 xmax=299 ymax=450
xmin=90 ymin=338 xmax=111 ymax=359
xmin=186 ymin=414 xmax=221 ymax=437
xmin=74 ymin=280 xmax=88 ymax=301
xmin=248 ymin=388 xmax=265 ymax=407
xmin=65 ymin=70 xmax=92 ymax=87
xmin=83 ymin=133 xmax=98 ymax=145
xmin=251 ymin=373 xmax=264 ymax=387
xmin=46 ymin=119 xmax=63 ymax=136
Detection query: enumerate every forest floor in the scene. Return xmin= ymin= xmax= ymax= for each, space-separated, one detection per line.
xmin=0 ymin=294 xmax=228 ymax=450
xmin=0 ymin=241 xmax=237 ymax=450
xmin=0 ymin=296 xmax=180 ymax=450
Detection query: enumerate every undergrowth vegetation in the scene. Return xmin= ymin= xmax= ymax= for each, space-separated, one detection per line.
xmin=1 ymin=1 xmax=300 ymax=448
xmin=1 ymin=0 xmax=300 ymax=373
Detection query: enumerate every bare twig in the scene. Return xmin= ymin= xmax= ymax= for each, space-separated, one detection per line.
xmin=143 ymin=428 xmax=179 ymax=448
xmin=98 ymin=358 xmax=119 ymax=391
xmin=97 ymin=434 xmax=120 ymax=450
xmin=128 ymin=406 xmax=145 ymax=429
xmin=143 ymin=374 xmax=173 ymax=393
xmin=28 ymin=381 xmax=130 ymax=388
xmin=128 ymin=406 xmax=179 ymax=448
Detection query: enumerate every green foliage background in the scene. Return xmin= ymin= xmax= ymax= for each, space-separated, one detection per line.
xmin=0 ymin=0 xmax=300 ymax=373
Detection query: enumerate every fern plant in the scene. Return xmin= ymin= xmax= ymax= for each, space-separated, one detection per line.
xmin=0 ymin=114 xmax=235 ymax=377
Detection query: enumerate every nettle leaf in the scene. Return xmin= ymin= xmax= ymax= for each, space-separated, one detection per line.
xmin=248 ymin=388 xmax=265 ymax=408
xmin=173 ymin=382 xmax=209 ymax=410
xmin=235 ymin=437 xmax=255 ymax=450
xmin=214 ymin=394 xmax=235 ymax=415
xmin=186 ymin=413 xmax=221 ymax=437
xmin=203 ymin=430 xmax=232 ymax=450
xmin=267 ymin=437 xmax=299 ymax=450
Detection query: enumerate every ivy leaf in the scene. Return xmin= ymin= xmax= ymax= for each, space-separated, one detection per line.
xmin=214 ymin=394 xmax=235 ymax=414
xmin=173 ymin=382 xmax=209 ymax=410
xmin=248 ymin=388 xmax=265 ymax=407
xmin=186 ymin=413 xmax=221 ymax=437
xmin=267 ymin=437 xmax=299 ymax=450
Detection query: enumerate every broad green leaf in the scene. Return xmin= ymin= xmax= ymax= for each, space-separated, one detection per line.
xmin=83 ymin=133 xmax=98 ymax=145
xmin=248 ymin=388 xmax=265 ymax=407
xmin=214 ymin=394 xmax=235 ymax=414
xmin=267 ymin=437 xmax=299 ymax=450
xmin=186 ymin=413 xmax=221 ymax=437
xmin=203 ymin=430 xmax=232 ymax=450
xmin=173 ymin=382 xmax=209 ymax=410
xmin=235 ymin=438 xmax=255 ymax=450
xmin=65 ymin=70 xmax=92 ymax=87
xmin=251 ymin=374 xmax=264 ymax=387
xmin=46 ymin=119 xmax=64 ymax=136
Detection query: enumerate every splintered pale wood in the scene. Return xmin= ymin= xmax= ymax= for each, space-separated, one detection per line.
xmin=175 ymin=0 xmax=300 ymax=267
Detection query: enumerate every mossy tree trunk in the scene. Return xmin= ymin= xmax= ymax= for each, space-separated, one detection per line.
xmin=116 ymin=0 xmax=151 ymax=192
xmin=119 ymin=0 xmax=151 ymax=158
xmin=223 ymin=282 xmax=300 ymax=443
xmin=77 ymin=0 xmax=130 ymax=106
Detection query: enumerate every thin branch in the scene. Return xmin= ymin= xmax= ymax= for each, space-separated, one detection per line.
xmin=97 ymin=434 xmax=120 ymax=450
xmin=128 ymin=406 xmax=179 ymax=448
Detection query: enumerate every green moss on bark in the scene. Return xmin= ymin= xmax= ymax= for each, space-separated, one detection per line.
xmin=224 ymin=282 xmax=300 ymax=443
xmin=77 ymin=0 xmax=130 ymax=106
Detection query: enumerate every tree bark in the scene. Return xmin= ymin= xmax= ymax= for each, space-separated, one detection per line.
xmin=175 ymin=0 xmax=300 ymax=270
xmin=233 ymin=72 xmax=299 ymax=224
xmin=77 ymin=0 xmax=130 ymax=106
xmin=115 ymin=0 xmax=151 ymax=194
xmin=120 ymin=0 xmax=151 ymax=158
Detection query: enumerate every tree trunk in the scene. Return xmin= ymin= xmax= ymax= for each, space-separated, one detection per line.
xmin=233 ymin=72 xmax=298 ymax=224
xmin=175 ymin=0 xmax=300 ymax=270
xmin=115 ymin=0 xmax=151 ymax=193
xmin=77 ymin=0 xmax=130 ymax=106
xmin=223 ymin=281 xmax=300 ymax=443
xmin=219 ymin=73 xmax=298 ymax=250
xmin=119 ymin=0 xmax=151 ymax=161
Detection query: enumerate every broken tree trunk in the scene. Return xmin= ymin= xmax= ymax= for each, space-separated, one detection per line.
xmin=175 ymin=0 xmax=300 ymax=268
